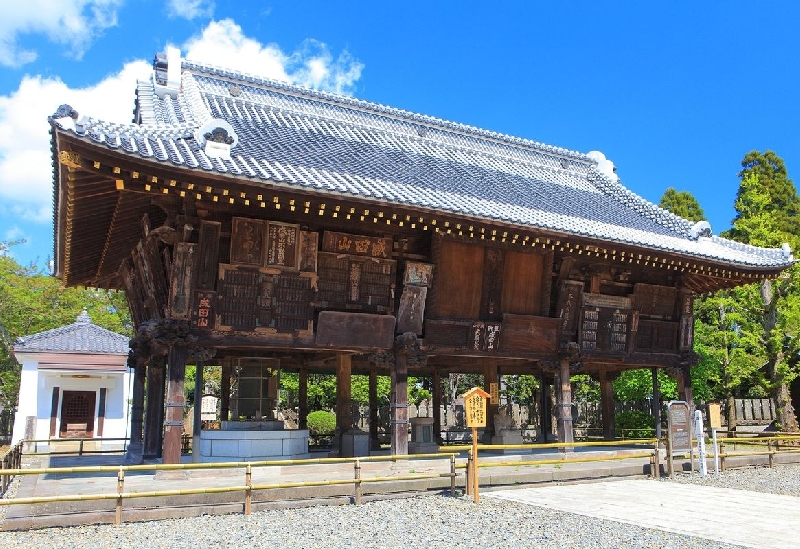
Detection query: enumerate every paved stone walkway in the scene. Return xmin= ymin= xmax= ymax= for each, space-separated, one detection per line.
xmin=485 ymin=479 xmax=797 ymax=549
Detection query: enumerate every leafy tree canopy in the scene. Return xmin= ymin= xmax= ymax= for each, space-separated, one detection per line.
xmin=728 ymin=150 xmax=800 ymax=241
xmin=0 ymin=241 xmax=132 ymax=410
xmin=659 ymin=188 xmax=706 ymax=222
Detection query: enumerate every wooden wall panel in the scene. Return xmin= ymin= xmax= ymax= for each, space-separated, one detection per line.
xmin=433 ymin=241 xmax=483 ymax=319
xmin=501 ymin=250 xmax=544 ymax=316
xmin=315 ymin=311 xmax=396 ymax=348
xmin=500 ymin=314 xmax=559 ymax=352
xmin=195 ymin=221 xmax=221 ymax=290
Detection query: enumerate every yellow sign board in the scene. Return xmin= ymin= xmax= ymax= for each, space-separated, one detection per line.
xmin=708 ymin=402 xmax=722 ymax=429
xmin=463 ymin=387 xmax=490 ymax=428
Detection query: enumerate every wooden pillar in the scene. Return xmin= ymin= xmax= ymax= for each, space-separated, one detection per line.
xmin=220 ymin=363 xmax=231 ymax=422
xmin=143 ymin=359 xmax=165 ymax=459
xmin=192 ymin=358 xmax=204 ymax=463
xmin=163 ymin=344 xmax=187 ymax=465
xmin=127 ymin=363 xmax=145 ymax=460
xmin=556 ymin=358 xmax=574 ymax=445
xmin=651 ymin=367 xmax=662 ymax=440
xmin=432 ymin=369 xmax=442 ymax=445
xmin=676 ymin=366 xmax=693 ymax=410
xmin=49 ymin=387 xmax=60 ymax=438
xmin=369 ymin=368 xmax=380 ymax=450
xmin=539 ymin=374 xmax=552 ymax=442
xmin=335 ymin=353 xmax=353 ymax=454
xmin=298 ymin=366 xmax=308 ymax=430
xmin=483 ymin=362 xmax=499 ymax=442
xmin=97 ymin=388 xmax=107 ymax=437
xmin=600 ymin=370 xmax=615 ymax=441
xmin=392 ymin=343 xmax=410 ymax=456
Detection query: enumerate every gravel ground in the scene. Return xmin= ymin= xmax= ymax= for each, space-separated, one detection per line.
xmin=3 ymin=464 xmax=800 ymax=549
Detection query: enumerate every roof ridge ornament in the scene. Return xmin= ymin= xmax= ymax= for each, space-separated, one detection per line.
xmin=690 ymin=220 xmax=713 ymax=240
xmin=194 ymin=119 xmax=238 ymax=160
xmin=76 ymin=308 xmax=92 ymax=323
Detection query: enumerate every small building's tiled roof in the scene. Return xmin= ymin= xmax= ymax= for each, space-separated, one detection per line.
xmin=13 ymin=310 xmax=129 ymax=355
xmin=49 ymin=57 xmax=794 ymax=270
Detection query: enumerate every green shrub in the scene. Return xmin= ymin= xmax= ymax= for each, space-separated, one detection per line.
xmin=615 ymin=410 xmax=655 ymax=438
xmin=307 ymin=410 xmax=336 ymax=435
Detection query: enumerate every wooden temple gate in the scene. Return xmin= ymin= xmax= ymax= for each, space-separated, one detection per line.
xmin=48 ymin=55 xmax=793 ymax=463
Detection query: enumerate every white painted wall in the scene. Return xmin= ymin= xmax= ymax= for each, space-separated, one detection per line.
xmin=11 ymin=352 xmax=130 ymax=445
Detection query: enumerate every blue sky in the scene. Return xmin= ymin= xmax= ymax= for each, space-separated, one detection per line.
xmin=2 ymin=1 xmax=799 ymax=269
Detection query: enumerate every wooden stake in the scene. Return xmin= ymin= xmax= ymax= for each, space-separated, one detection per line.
xmin=472 ymin=426 xmax=479 ymax=504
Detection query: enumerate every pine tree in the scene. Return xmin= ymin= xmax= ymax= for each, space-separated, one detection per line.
xmin=726 ymin=158 xmax=800 ymax=432
xmin=659 ymin=188 xmax=706 ymax=222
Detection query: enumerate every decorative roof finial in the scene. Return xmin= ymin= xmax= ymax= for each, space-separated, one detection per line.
xmin=77 ymin=308 xmax=92 ymax=324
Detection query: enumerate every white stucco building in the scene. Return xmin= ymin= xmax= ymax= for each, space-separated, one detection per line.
xmin=11 ymin=310 xmax=131 ymax=446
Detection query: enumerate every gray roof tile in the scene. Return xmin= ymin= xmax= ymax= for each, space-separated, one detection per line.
xmin=51 ymin=58 xmax=795 ymax=270
xmin=13 ymin=310 xmax=129 ymax=355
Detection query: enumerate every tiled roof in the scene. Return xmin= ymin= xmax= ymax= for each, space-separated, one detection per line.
xmin=49 ymin=57 xmax=794 ymax=269
xmin=13 ymin=310 xmax=130 ymax=355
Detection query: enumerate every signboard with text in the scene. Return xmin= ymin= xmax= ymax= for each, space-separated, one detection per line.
xmin=667 ymin=400 xmax=692 ymax=454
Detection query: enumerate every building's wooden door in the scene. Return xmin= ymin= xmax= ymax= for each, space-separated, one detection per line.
xmin=59 ymin=391 xmax=96 ymax=438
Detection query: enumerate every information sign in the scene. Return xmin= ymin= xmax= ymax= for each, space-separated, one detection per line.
xmin=667 ymin=400 xmax=692 ymax=454
xmin=463 ymin=387 xmax=489 ymax=428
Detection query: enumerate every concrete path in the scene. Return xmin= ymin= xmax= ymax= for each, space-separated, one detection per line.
xmin=485 ymin=479 xmax=797 ymax=549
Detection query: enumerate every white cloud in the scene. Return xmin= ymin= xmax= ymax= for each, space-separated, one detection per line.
xmin=0 ymin=1 xmax=123 ymax=68
xmin=0 ymin=60 xmax=151 ymax=220
xmin=183 ymin=19 xmax=364 ymax=95
xmin=166 ymin=0 xmax=214 ymax=20
xmin=0 ymin=19 xmax=364 ymax=231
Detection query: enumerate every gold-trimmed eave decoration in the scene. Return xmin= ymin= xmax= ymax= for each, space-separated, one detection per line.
xmin=59 ymin=150 xmax=82 ymax=170
xmin=86 ymin=158 xmax=780 ymax=283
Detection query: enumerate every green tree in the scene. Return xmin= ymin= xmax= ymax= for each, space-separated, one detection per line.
xmin=0 ymin=241 xmax=132 ymax=411
xmin=725 ymin=162 xmax=800 ymax=432
xmin=659 ymin=188 xmax=706 ymax=222
xmin=693 ymin=288 xmax=766 ymax=433
xmin=729 ymin=150 xmax=800 ymax=240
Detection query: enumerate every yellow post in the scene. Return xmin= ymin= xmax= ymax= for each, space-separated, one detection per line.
xmin=245 ymin=463 xmax=252 ymax=515
xmin=115 ymin=467 xmax=124 ymax=526
xmin=450 ymin=454 xmax=456 ymax=495
xmin=768 ymin=440 xmax=774 ymax=468
xmin=472 ymin=425 xmax=479 ymax=504
xmin=354 ymin=459 xmax=362 ymax=505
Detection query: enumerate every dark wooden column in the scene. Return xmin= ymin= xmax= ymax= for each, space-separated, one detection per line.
xmin=335 ymin=353 xmax=353 ymax=454
xmin=651 ymin=367 xmax=662 ymax=439
xmin=298 ymin=365 xmax=308 ymax=430
xmin=483 ymin=362 xmax=499 ymax=442
xmin=163 ymin=343 xmax=188 ymax=464
xmin=220 ymin=362 xmax=231 ymax=422
xmin=556 ymin=358 xmax=574 ymax=445
xmin=97 ymin=388 xmax=107 ymax=437
xmin=126 ymin=361 xmax=146 ymax=461
xmin=392 ymin=334 xmax=419 ymax=456
xmin=369 ymin=368 xmax=381 ymax=450
xmin=432 ymin=369 xmax=442 ymax=445
xmin=143 ymin=358 xmax=165 ymax=459
xmin=539 ymin=374 xmax=552 ymax=442
xmin=600 ymin=370 xmax=615 ymax=441
xmin=49 ymin=387 xmax=60 ymax=438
